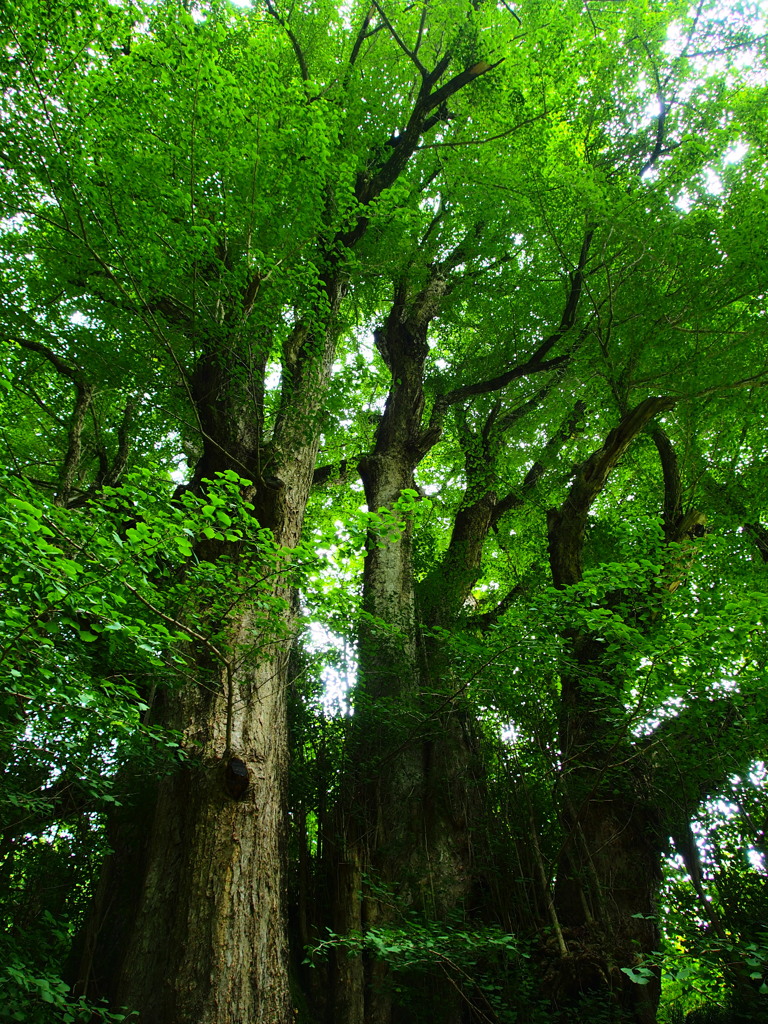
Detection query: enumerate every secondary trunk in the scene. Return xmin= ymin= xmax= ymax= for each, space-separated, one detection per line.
xmin=552 ymin=635 xmax=662 ymax=1024
xmin=545 ymin=398 xmax=675 ymax=1024
xmin=327 ymin=279 xmax=476 ymax=1024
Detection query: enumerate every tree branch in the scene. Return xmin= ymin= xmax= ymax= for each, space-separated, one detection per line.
xmin=372 ymin=0 xmax=427 ymax=77
xmin=8 ymin=335 xmax=97 ymax=506
xmin=265 ymin=0 xmax=309 ymax=81
xmin=492 ymin=399 xmax=586 ymax=525
xmin=349 ymin=5 xmax=383 ymax=67
xmin=10 ymin=335 xmax=82 ymax=383
xmin=548 ymin=396 xmax=675 ymax=587
xmin=425 ymin=353 xmax=569 ymax=443
xmin=648 ymin=423 xmax=685 ymax=541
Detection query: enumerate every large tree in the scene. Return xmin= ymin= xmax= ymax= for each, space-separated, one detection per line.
xmin=1 ymin=1 xmax=767 ymax=1023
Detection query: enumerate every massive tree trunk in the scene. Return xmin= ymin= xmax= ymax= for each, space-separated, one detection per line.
xmin=74 ymin=570 xmax=298 ymax=1022
xmin=113 ymin=633 xmax=292 ymax=1024
xmin=74 ymin=509 xmax=308 ymax=1023
xmin=74 ymin=283 xmax=343 ymax=1021
xmin=546 ymin=398 xmax=675 ymax=1024
xmin=328 ymin=275 xmax=477 ymax=1024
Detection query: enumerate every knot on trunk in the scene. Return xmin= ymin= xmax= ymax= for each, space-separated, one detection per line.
xmin=224 ymin=757 xmax=250 ymax=800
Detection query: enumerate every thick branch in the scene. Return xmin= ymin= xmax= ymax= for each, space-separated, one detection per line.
xmin=57 ymin=381 xmax=94 ymax=506
xmin=9 ymin=336 xmax=96 ymax=505
xmin=265 ymin=0 xmax=309 ymax=81
xmin=649 ymin=424 xmax=682 ymax=541
xmin=11 ymin=336 xmax=82 ymax=383
xmin=531 ymin=229 xmax=594 ymax=364
xmin=492 ymin=399 xmax=586 ymax=525
xmin=349 ymin=6 xmax=380 ymax=67
xmin=425 ymin=353 xmax=568 ymax=445
xmin=312 ymin=459 xmax=350 ymax=487
xmin=425 ymin=230 xmax=593 ymax=440
xmin=348 ymin=57 xmax=502 ymax=237
xmin=548 ymin=396 xmax=675 ymax=587
xmin=464 ymin=578 xmax=526 ymax=630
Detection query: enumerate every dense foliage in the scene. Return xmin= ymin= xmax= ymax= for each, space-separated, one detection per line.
xmin=0 ymin=0 xmax=767 ymax=1022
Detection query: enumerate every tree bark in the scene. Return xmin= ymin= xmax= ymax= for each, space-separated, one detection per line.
xmin=74 ymin=293 xmax=341 ymax=1021
xmin=546 ymin=398 xmax=675 ymax=1024
xmin=328 ymin=276 xmax=476 ymax=1024
xmin=114 ymin=635 xmax=291 ymax=1024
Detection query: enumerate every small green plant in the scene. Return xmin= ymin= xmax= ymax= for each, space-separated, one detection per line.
xmin=0 ymin=960 xmax=135 ymax=1023
xmin=306 ymin=914 xmax=534 ymax=1022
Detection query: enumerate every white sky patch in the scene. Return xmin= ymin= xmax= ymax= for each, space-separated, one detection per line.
xmin=307 ymin=620 xmax=355 ymax=714
xmin=748 ymin=848 xmax=766 ymax=874
xmin=501 ymin=721 xmax=522 ymax=745
xmin=265 ymin=360 xmax=281 ymax=391
xmin=674 ymin=136 xmax=751 ymax=211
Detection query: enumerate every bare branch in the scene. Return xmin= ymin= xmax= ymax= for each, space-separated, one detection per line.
xmin=639 ymin=42 xmax=670 ymax=177
xmin=265 ymin=0 xmax=309 ymax=81
xmin=349 ymin=5 xmax=382 ymax=67
xmin=372 ymin=0 xmax=427 ymax=76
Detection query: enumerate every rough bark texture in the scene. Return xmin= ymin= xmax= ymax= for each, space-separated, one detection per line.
xmin=546 ymin=399 xmax=676 ymax=1024
xmin=328 ymin=276 xmax=477 ymax=1024
xmin=74 ymin=272 xmax=343 ymax=1021
xmin=113 ymin=624 xmax=291 ymax=1024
